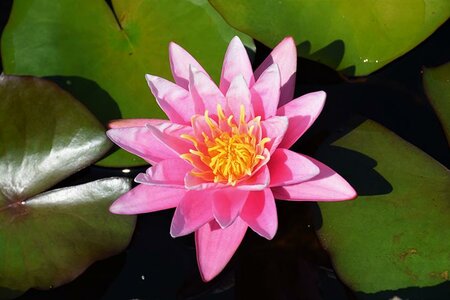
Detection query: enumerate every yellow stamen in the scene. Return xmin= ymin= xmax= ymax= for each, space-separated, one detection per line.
xmin=182 ymin=104 xmax=271 ymax=185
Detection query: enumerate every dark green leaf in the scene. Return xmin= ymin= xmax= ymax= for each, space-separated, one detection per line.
xmin=316 ymin=120 xmax=450 ymax=293
xmin=0 ymin=76 xmax=135 ymax=297
xmin=1 ymin=0 xmax=255 ymax=167
xmin=210 ymin=0 xmax=449 ymax=75
xmin=423 ymin=63 xmax=450 ymax=143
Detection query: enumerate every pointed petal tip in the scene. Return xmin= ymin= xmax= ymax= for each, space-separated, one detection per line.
xmin=169 ymin=224 xmax=182 ymax=238
xmin=283 ymin=36 xmax=296 ymax=45
xmin=313 ymin=90 xmax=327 ymax=100
xmin=345 ymin=186 xmax=358 ymax=200
xmin=109 ymin=200 xmax=132 ymax=215
xmin=168 ymin=41 xmax=179 ymax=51
xmin=230 ymin=35 xmax=243 ymax=44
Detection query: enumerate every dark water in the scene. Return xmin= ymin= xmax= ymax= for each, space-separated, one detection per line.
xmin=1 ymin=1 xmax=449 ymax=299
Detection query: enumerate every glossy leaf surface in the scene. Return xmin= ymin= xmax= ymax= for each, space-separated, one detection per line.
xmin=316 ymin=120 xmax=450 ymax=293
xmin=423 ymin=63 xmax=450 ymax=143
xmin=1 ymin=0 xmax=254 ymax=167
xmin=210 ymin=0 xmax=450 ymax=75
xmin=0 ymin=76 xmax=135 ymax=297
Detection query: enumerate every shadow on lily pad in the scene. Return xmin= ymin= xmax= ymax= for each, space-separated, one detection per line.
xmin=46 ymin=76 xmax=122 ymax=126
xmin=356 ymin=280 xmax=450 ymax=300
xmin=298 ymin=39 xmax=356 ymax=76
xmin=0 ymin=287 xmax=24 ymax=300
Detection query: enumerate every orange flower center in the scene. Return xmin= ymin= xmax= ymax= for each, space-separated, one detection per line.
xmin=181 ymin=105 xmax=270 ymax=186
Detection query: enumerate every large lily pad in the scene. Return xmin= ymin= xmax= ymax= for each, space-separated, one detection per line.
xmin=315 ymin=120 xmax=450 ymax=293
xmin=1 ymin=0 xmax=255 ymax=167
xmin=210 ymin=0 xmax=450 ymax=76
xmin=0 ymin=75 xmax=135 ymax=297
xmin=423 ymin=63 xmax=450 ymax=143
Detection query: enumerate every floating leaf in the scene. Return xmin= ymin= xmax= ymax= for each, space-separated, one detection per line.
xmin=210 ymin=0 xmax=450 ymax=75
xmin=0 ymin=0 xmax=255 ymax=167
xmin=315 ymin=120 xmax=450 ymax=293
xmin=423 ymin=63 xmax=450 ymax=143
xmin=0 ymin=75 xmax=135 ymax=297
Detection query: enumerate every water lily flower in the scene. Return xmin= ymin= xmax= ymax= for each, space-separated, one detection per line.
xmin=107 ymin=36 xmax=357 ymax=281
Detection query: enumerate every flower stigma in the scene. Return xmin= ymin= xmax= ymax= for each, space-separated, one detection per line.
xmin=181 ymin=104 xmax=270 ymax=186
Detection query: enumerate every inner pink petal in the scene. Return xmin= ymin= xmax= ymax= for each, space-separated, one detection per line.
xmin=169 ymin=42 xmax=209 ymax=89
xmin=261 ymin=116 xmax=289 ymax=153
xmin=250 ymin=63 xmax=281 ymax=119
xmin=219 ymin=36 xmax=255 ymax=94
xmin=145 ymin=74 xmax=195 ymax=124
xmin=189 ymin=66 xmax=227 ymax=116
xmin=268 ymin=149 xmax=320 ymax=187
xmin=226 ymin=75 xmax=254 ymax=121
xmin=254 ymin=37 xmax=297 ymax=106
xmin=277 ymin=91 xmax=326 ymax=149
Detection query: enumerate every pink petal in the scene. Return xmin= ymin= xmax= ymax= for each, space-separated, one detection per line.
xmin=261 ymin=116 xmax=289 ymax=153
xmin=189 ymin=66 xmax=227 ymax=115
xmin=251 ymin=64 xmax=281 ymax=119
xmin=219 ymin=36 xmax=255 ymax=93
xmin=213 ymin=189 xmax=249 ymax=228
xmin=240 ymin=189 xmax=277 ymax=240
xmin=254 ymin=37 xmax=297 ymax=106
xmin=169 ymin=42 xmax=208 ymax=89
xmin=146 ymin=122 xmax=193 ymax=156
xmin=170 ymin=190 xmax=214 ymax=237
xmin=191 ymin=114 xmax=216 ymax=141
xmin=109 ymin=184 xmax=185 ymax=214
xmin=237 ymin=165 xmax=270 ymax=191
xmin=184 ymin=173 xmax=223 ymax=190
xmin=226 ymin=75 xmax=253 ymax=121
xmin=196 ymin=218 xmax=248 ymax=281
xmin=107 ymin=124 xmax=178 ymax=165
xmin=277 ymin=91 xmax=326 ymax=149
xmin=145 ymin=74 xmax=195 ymax=124
xmin=108 ymin=118 xmax=163 ymax=129
xmin=268 ymin=149 xmax=320 ymax=187
xmin=135 ymin=158 xmax=191 ymax=187
xmin=271 ymin=156 xmax=357 ymax=201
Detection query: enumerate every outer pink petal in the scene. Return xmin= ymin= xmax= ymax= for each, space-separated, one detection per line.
xmin=170 ymin=190 xmax=214 ymax=237
xmin=250 ymin=64 xmax=281 ymax=119
xmin=271 ymin=156 xmax=357 ymax=201
xmin=145 ymin=74 xmax=195 ymax=124
xmin=109 ymin=184 xmax=185 ymax=214
xmin=213 ymin=189 xmax=249 ymax=228
xmin=240 ymin=189 xmax=277 ymax=240
xmin=135 ymin=158 xmax=191 ymax=187
xmin=189 ymin=66 xmax=227 ymax=115
xmin=146 ymin=122 xmax=193 ymax=156
xmin=254 ymin=37 xmax=296 ymax=106
xmin=107 ymin=124 xmax=178 ymax=165
xmin=169 ymin=42 xmax=208 ymax=89
xmin=261 ymin=116 xmax=289 ymax=153
xmin=108 ymin=118 xmax=163 ymax=129
xmin=196 ymin=218 xmax=248 ymax=281
xmin=268 ymin=149 xmax=320 ymax=187
xmin=226 ymin=75 xmax=253 ymax=121
xmin=277 ymin=91 xmax=326 ymax=149
xmin=219 ymin=36 xmax=255 ymax=93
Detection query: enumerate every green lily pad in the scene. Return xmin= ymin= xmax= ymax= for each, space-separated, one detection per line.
xmin=0 ymin=0 xmax=255 ymax=167
xmin=210 ymin=0 xmax=450 ymax=76
xmin=315 ymin=120 xmax=450 ymax=293
xmin=423 ymin=63 xmax=450 ymax=143
xmin=0 ymin=75 xmax=135 ymax=297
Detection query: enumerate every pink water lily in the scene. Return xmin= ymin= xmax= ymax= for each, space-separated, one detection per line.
xmin=107 ymin=36 xmax=357 ymax=281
